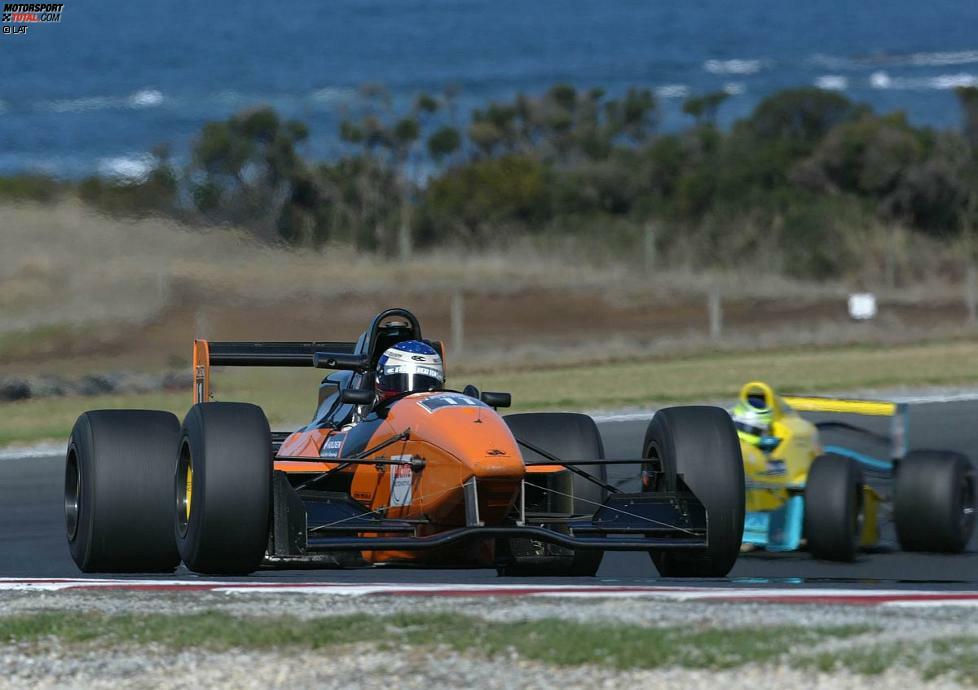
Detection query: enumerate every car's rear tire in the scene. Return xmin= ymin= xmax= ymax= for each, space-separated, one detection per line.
xmin=176 ymin=402 xmax=272 ymax=575
xmin=804 ymin=454 xmax=863 ymax=562
xmin=66 ymin=410 xmax=181 ymax=573
xmin=894 ymin=450 xmax=976 ymax=553
xmin=645 ymin=406 xmax=745 ymax=578
xmin=498 ymin=413 xmax=606 ymax=577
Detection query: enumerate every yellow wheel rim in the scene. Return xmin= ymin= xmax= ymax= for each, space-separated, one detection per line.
xmin=185 ymin=464 xmax=193 ymax=522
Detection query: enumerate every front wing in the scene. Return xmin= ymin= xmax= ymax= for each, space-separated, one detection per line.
xmin=266 ymin=471 xmax=709 ymax=563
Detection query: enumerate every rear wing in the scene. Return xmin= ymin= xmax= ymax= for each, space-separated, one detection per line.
xmin=192 ymin=340 xmax=356 ymax=403
xmin=191 ymin=337 xmax=446 ymax=404
xmin=782 ymin=394 xmax=909 ymax=461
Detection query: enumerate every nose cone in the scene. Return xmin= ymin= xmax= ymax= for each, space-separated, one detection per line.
xmin=419 ymin=405 xmax=525 ymax=479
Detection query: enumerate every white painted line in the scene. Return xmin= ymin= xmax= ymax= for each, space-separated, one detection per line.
xmin=3 ymin=579 xmax=978 ymax=606
xmin=888 ymin=391 xmax=978 ymax=405
xmin=0 ymin=442 xmax=64 ymax=461
xmin=590 ymin=411 xmax=656 ymax=424
xmin=883 ymin=599 xmax=978 ymax=608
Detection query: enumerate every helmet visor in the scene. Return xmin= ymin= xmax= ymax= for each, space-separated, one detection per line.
xmin=377 ymin=372 xmax=442 ymax=396
xmin=734 ymin=420 xmax=769 ymax=438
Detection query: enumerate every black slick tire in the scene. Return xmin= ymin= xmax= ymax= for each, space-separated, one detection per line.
xmin=499 ymin=412 xmax=607 ymax=576
xmin=894 ymin=450 xmax=976 ymax=553
xmin=66 ymin=410 xmax=181 ymax=573
xmin=645 ymin=406 xmax=745 ymax=578
xmin=175 ymin=402 xmax=272 ymax=575
xmin=804 ymin=453 xmax=863 ymax=562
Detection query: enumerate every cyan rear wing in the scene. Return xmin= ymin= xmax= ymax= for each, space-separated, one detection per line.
xmin=782 ymin=395 xmax=909 ymax=461
xmin=192 ymin=339 xmax=357 ymax=403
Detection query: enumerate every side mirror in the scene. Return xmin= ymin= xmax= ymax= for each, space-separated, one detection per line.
xmin=339 ymin=388 xmax=374 ymax=406
xmin=758 ymin=435 xmax=781 ymax=452
xmin=313 ymin=352 xmax=371 ymax=372
xmin=481 ymin=391 xmax=511 ymax=409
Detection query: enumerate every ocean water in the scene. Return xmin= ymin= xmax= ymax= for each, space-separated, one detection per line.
xmin=3 ymin=0 xmax=978 ymax=178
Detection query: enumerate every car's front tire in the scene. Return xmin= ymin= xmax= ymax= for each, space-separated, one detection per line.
xmin=498 ymin=412 xmax=607 ymax=577
xmin=176 ymin=402 xmax=272 ymax=575
xmin=804 ymin=454 xmax=863 ymax=562
xmin=645 ymin=406 xmax=745 ymax=578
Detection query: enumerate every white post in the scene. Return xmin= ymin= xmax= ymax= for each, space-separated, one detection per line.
xmin=398 ymin=190 xmax=412 ymax=260
xmin=967 ymin=264 xmax=977 ymax=326
xmin=451 ymin=290 xmax=465 ymax=356
xmin=708 ymin=287 xmax=722 ymax=341
xmin=643 ymin=221 xmax=657 ymax=273
xmin=398 ymin=218 xmax=412 ymax=261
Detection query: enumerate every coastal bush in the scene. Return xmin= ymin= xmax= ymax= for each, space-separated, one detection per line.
xmin=6 ymin=83 xmax=978 ymax=280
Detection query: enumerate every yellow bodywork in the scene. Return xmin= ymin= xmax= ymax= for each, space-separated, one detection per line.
xmin=739 ymin=381 xmax=882 ymax=547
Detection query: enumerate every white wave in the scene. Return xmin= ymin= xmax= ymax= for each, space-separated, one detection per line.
xmin=870 ymin=70 xmax=978 ymax=90
xmin=41 ymin=89 xmax=164 ymax=113
xmin=309 ymin=86 xmax=356 ymax=104
xmin=870 ymin=71 xmax=892 ymax=89
xmin=128 ymin=88 xmax=163 ymax=108
xmin=929 ymin=73 xmax=978 ymax=89
xmin=655 ymin=84 xmax=689 ymax=98
xmin=908 ymin=50 xmax=978 ymax=67
xmin=704 ymin=58 xmax=763 ymax=75
xmin=812 ymin=49 xmax=978 ymax=71
xmin=97 ymin=154 xmax=153 ymax=182
xmin=814 ymin=75 xmax=848 ymax=91
xmin=44 ymin=95 xmax=116 ymax=113
xmin=723 ymin=81 xmax=746 ymax=95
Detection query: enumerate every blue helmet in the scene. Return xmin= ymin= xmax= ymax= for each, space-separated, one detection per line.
xmin=375 ymin=340 xmax=444 ymax=401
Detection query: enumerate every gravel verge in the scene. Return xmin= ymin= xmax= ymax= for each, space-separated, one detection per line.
xmin=0 ymin=642 xmax=967 ymax=690
xmin=1 ymin=591 xmax=977 ymax=688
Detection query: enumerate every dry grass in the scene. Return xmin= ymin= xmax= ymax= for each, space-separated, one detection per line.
xmin=0 ymin=201 xmax=636 ymax=334
xmin=6 ymin=200 xmax=962 ymax=338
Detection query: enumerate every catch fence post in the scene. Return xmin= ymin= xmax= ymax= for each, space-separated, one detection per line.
xmin=967 ymin=264 xmax=977 ymax=326
xmin=708 ymin=287 xmax=722 ymax=341
xmin=643 ymin=221 xmax=657 ymax=273
xmin=398 ymin=219 xmax=412 ymax=261
xmin=451 ymin=290 xmax=465 ymax=356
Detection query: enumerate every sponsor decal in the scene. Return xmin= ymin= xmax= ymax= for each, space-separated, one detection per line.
xmin=194 ymin=365 xmax=206 ymax=402
xmin=319 ymin=432 xmax=347 ymax=459
xmin=389 ymin=456 xmax=413 ymax=507
xmin=2 ymin=2 xmax=64 ymax=36
xmin=418 ymin=392 xmax=488 ymax=413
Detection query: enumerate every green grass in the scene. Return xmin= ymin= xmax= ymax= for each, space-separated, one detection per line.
xmin=802 ymin=636 xmax=978 ymax=685
xmin=484 ymin=338 xmax=978 ymax=410
xmin=6 ymin=338 xmax=978 ymax=445
xmin=0 ymin=611 xmax=866 ymax=671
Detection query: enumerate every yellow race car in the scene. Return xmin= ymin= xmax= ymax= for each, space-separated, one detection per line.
xmin=734 ymin=381 xmax=975 ymax=561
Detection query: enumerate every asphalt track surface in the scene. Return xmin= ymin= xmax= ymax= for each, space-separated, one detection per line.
xmin=2 ymin=400 xmax=977 ymax=589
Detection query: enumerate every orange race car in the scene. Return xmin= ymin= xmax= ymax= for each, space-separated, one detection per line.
xmin=65 ymin=308 xmax=745 ymax=578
